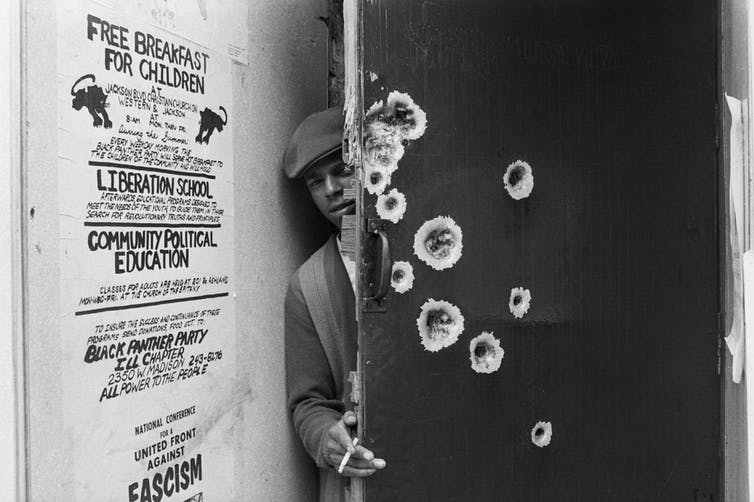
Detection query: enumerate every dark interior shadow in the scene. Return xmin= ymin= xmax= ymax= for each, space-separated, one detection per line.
xmin=280 ymin=171 xmax=335 ymax=263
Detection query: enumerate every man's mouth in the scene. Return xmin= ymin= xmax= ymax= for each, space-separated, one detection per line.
xmin=330 ymin=199 xmax=356 ymax=215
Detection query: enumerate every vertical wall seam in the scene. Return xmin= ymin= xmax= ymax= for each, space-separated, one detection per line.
xmin=11 ymin=0 xmax=28 ymax=500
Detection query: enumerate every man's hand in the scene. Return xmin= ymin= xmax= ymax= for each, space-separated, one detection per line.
xmin=324 ymin=411 xmax=386 ymax=477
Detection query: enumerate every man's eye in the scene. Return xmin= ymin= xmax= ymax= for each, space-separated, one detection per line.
xmin=334 ymin=164 xmax=353 ymax=177
xmin=308 ymin=179 xmax=322 ymax=189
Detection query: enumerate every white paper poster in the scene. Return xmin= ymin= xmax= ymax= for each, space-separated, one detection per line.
xmin=726 ymin=93 xmax=746 ymax=383
xmin=93 ymin=0 xmax=249 ymax=64
xmin=57 ymin=2 xmax=236 ymax=500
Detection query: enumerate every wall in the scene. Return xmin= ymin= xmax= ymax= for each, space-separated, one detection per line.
xmin=1 ymin=0 xmax=23 ymax=500
xmin=22 ymin=0 xmax=330 ymax=500
xmin=25 ymin=0 xmax=64 ymax=497
xmin=233 ymin=2 xmax=332 ymax=501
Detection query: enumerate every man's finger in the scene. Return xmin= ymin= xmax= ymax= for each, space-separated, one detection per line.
xmin=325 ymin=439 xmax=345 ymax=456
xmin=330 ymin=452 xmax=387 ymax=471
xmin=343 ymin=411 xmax=358 ymax=427
xmin=328 ymin=452 xmax=342 ymax=467
xmin=330 ymin=455 xmax=376 ymax=470
xmin=329 ymin=420 xmax=355 ymax=453
xmin=352 ymin=445 xmax=374 ymax=461
xmin=339 ymin=466 xmax=377 ymax=478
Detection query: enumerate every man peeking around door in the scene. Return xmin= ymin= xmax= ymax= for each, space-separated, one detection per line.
xmin=283 ymin=107 xmax=386 ymax=501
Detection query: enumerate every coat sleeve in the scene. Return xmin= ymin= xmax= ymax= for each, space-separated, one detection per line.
xmin=285 ymin=272 xmax=344 ymax=468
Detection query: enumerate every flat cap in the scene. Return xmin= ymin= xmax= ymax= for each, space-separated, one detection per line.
xmin=283 ymin=107 xmax=344 ymax=179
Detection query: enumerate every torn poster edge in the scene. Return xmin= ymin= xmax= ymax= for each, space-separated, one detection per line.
xmin=725 ymin=93 xmax=746 ymax=383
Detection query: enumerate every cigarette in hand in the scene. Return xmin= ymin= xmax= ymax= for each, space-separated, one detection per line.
xmin=337 ymin=437 xmax=359 ymax=474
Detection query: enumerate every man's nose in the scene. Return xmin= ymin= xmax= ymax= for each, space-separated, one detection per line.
xmin=324 ymin=175 xmax=342 ymax=197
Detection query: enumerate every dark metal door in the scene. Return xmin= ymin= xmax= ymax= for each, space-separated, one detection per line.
xmin=357 ymin=1 xmax=720 ymax=500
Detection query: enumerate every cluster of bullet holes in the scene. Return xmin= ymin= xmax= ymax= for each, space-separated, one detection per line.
xmin=363 ymin=90 xmax=426 ymax=197
xmin=502 ymin=158 xmax=547 ymax=447
xmin=361 ymin=92 xmax=551 ymax=447
xmin=361 ymin=90 xmax=428 ymax=296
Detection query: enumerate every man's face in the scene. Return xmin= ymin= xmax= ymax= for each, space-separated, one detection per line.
xmin=303 ymin=152 xmax=356 ymax=229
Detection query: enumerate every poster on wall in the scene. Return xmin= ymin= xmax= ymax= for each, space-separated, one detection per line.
xmin=57 ymin=2 xmax=236 ymax=500
xmin=92 ymin=0 xmax=249 ymax=64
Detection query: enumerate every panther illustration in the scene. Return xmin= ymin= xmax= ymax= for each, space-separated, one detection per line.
xmin=71 ymin=74 xmax=112 ymax=129
xmin=195 ymin=106 xmax=227 ymax=144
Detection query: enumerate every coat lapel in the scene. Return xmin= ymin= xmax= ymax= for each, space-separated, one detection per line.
xmin=325 ymin=235 xmax=358 ymax=397
xmin=300 ymin=234 xmax=357 ymax=402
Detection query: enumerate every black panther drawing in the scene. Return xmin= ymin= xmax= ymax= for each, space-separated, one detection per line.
xmin=71 ymin=74 xmax=112 ymax=129
xmin=195 ymin=106 xmax=227 ymax=144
